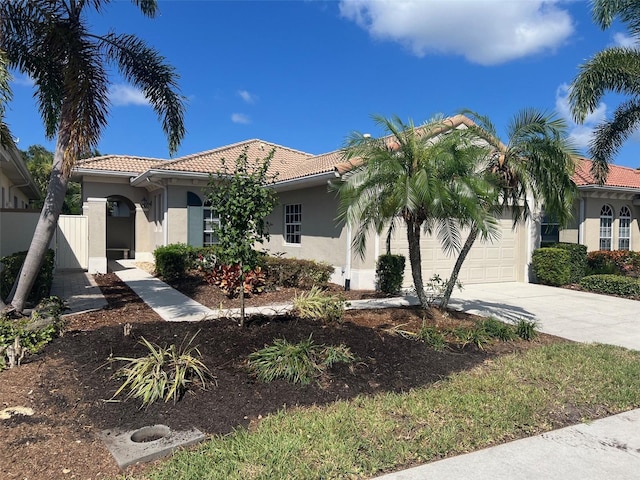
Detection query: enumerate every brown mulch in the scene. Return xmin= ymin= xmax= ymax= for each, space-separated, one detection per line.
xmin=1 ymin=273 xmax=563 ymax=480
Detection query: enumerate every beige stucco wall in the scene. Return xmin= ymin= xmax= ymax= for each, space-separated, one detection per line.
xmin=0 ymin=210 xmax=41 ymax=258
xmin=0 ymin=169 xmax=34 ymax=210
xmin=580 ymin=194 xmax=640 ymax=252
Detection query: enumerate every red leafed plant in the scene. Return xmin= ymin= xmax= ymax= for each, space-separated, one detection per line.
xmin=204 ymin=264 xmax=266 ymax=298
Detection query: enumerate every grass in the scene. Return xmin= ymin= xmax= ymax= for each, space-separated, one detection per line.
xmin=136 ymin=342 xmax=640 ymax=479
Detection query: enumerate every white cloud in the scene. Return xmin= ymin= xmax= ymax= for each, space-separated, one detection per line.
xmin=339 ymin=0 xmax=574 ymax=65
xmin=613 ymin=32 xmax=638 ymax=48
xmin=109 ymin=84 xmax=150 ymax=107
xmin=238 ymin=90 xmax=257 ymax=104
xmin=231 ymin=113 xmax=251 ymax=124
xmin=10 ymin=74 xmax=35 ymax=87
xmin=555 ymin=83 xmax=607 ymax=150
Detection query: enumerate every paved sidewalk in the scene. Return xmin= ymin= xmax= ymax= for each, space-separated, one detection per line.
xmin=50 ymin=269 xmax=107 ymax=315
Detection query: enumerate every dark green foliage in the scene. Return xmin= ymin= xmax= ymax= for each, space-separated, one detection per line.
xmin=479 ymin=318 xmax=517 ymax=341
xmin=0 ymin=249 xmax=55 ymax=305
xmin=587 ymin=250 xmax=640 ymax=277
xmin=514 ymin=319 xmax=539 ymax=341
xmin=579 ymin=274 xmax=640 ymax=298
xmin=532 ymin=248 xmax=571 ymax=286
xmin=376 ymin=254 xmax=405 ymax=294
xmin=264 ymin=256 xmax=334 ymax=289
xmin=550 ymin=243 xmax=587 ymax=283
xmin=154 ymin=244 xmax=194 ymax=281
xmin=247 ymin=336 xmax=354 ymax=385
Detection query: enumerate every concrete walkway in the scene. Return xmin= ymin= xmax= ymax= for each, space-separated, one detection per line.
xmin=50 ymin=267 xmax=640 ymax=479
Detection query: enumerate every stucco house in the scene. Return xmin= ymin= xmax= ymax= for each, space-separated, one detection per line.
xmin=71 ymin=117 xmax=640 ymax=289
xmin=0 ymin=143 xmax=41 ymax=258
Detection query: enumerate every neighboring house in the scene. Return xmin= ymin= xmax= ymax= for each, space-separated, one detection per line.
xmin=557 ymin=159 xmax=640 ymax=252
xmin=71 ymin=117 xmax=640 ymax=289
xmin=0 ymin=143 xmax=41 ymax=258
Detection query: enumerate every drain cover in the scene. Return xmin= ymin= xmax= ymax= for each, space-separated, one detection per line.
xmin=98 ymin=424 xmax=207 ymax=469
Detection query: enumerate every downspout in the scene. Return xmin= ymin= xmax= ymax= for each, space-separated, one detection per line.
xmin=146 ymin=177 xmax=168 ymax=246
xmin=578 ymin=197 xmax=585 ymax=245
xmin=344 ymin=223 xmax=352 ymax=291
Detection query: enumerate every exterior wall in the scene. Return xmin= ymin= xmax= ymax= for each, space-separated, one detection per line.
xmin=0 ymin=210 xmax=40 ymax=258
xmin=579 ymin=193 xmax=640 ymax=252
xmin=166 ymin=185 xmax=207 ymax=245
xmin=0 ymin=169 xmax=33 ymax=210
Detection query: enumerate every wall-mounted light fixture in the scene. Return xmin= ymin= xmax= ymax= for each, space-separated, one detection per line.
xmin=140 ymin=197 xmax=152 ymax=210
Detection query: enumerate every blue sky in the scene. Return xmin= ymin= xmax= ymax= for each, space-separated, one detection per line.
xmin=5 ymin=0 xmax=640 ymax=168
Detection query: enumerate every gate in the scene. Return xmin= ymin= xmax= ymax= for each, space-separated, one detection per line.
xmin=55 ymin=215 xmax=88 ymax=270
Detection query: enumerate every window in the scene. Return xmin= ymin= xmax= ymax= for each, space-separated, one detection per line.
xmin=619 ymin=206 xmax=632 ymax=251
xmin=203 ymin=206 xmax=220 ymax=246
xmin=284 ymin=204 xmax=302 ymax=244
xmin=1 ymin=187 xmax=4 ymax=208
xmin=599 ymin=204 xmax=613 ymax=250
xmin=540 ymin=211 xmax=559 ymax=246
xmin=13 ymin=196 xmax=17 ymax=209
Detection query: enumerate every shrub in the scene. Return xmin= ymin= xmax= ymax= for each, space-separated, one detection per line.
xmin=112 ymin=332 xmax=212 ymax=408
xmin=247 ymin=336 xmax=354 ymax=385
xmin=203 ymin=264 xmax=266 ymax=298
xmin=416 ymin=324 xmax=447 ymax=351
xmin=154 ymin=244 xmax=194 ymax=281
xmin=292 ymin=286 xmax=346 ymax=323
xmin=579 ymin=274 xmax=640 ymax=298
xmin=264 ymin=257 xmax=334 ymax=289
xmin=514 ymin=319 xmax=538 ymax=341
xmin=532 ymin=248 xmax=571 ymax=286
xmin=479 ymin=318 xmax=517 ymax=341
xmin=0 ymin=249 xmax=55 ymax=305
xmin=550 ymin=243 xmax=587 ymax=283
xmin=375 ymin=254 xmax=405 ymax=294
xmin=586 ymin=250 xmax=640 ymax=278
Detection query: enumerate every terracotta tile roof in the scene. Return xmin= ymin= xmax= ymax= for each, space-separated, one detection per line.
xmin=573 ymin=158 xmax=640 ymax=189
xmin=75 ymin=155 xmax=165 ymax=174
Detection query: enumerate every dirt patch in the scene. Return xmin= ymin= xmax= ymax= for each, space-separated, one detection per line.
xmin=1 ymin=273 xmax=562 ymax=480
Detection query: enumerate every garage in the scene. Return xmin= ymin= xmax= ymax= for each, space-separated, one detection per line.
xmin=389 ymin=211 xmax=527 ymax=287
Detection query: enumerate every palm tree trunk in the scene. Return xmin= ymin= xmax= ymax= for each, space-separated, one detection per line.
xmin=10 ymin=124 xmax=71 ymax=313
xmin=407 ymin=220 xmax=429 ymax=309
xmin=440 ymin=226 xmax=479 ymax=309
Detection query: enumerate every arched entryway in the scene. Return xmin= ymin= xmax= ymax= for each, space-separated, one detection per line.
xmin=106 ymin=195 xmax=135 ymax=259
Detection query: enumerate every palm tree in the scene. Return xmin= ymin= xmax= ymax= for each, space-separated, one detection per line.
xmin=0 ymin=50 xmax=14 ymax=150
xmin=569 ymin=0 xmax=640 ymax=184
xmin=1 ymin=1 xmax=186 ymax=313
xmin=334 ymin=115 xmax=497 ymax=309
xmin=439 ymin=109 xmax=578 ymax=309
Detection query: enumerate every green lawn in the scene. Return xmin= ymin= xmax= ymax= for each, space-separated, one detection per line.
xmin=130 ymin=343 xmax=640 ymax=480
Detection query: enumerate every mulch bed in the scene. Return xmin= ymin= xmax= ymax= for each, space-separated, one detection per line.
xmin=1 ymin=273 xmax=562 ymax=480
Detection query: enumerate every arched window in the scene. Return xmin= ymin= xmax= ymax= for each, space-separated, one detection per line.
xmin=619 ymin=206 xmax=632 ymax=251
xmin=599 ymin=204 xmax=613 ymax=250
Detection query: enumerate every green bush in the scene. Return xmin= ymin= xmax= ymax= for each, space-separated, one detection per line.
xmin=587 ymin=250 xmax=640 ymax=277
xmin=514 ymin=319 xmax=538 ymax=341
xmin=264 ymin=257 xmax=334 ymax=289
xmin=0 ymin=249 xmax=55 ymax=305
xmin=550 ymin=243 xmax=587 ymax=283
xmin=154 ymin=244 xmax=194 ymax=281
xmin=247 ymin=336 xmax=354 ymax=385
xmin=532 ymin=248 xmax=571 ymax=286
xmin=579 ymin=274 xmax=640 ymax=298
xmin=376 ymin=254 xmax=405 ymax=294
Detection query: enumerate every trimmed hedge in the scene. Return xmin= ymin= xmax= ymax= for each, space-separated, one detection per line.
xmin=376 ymin=254 xmax=405 ymax=294
xmin=263 ymin=257 xmax=334 ymax=289
xmin=154 ymin=244 xmax=195 ymax=281
xmin=0 ymin=249 xmax=55 ymax=305
xmin=579 ymin=274 xmax=640 ymax=298
xmin=550 ymin=243 xmax=587 ymax=283
xmin=587 ymin=250 xmax=640 ymax=278
xmin=532 ymin=248 xmax=571 ymax=286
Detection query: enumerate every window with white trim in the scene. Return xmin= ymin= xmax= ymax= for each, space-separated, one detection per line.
xmin=619 ymin=206 xmax=632 ymax=251
xmin=203 ymin=206 xmax=220 ymax=246
xmin=284 ymin=204 xmax=302 ymax=244
xmin=599 ymin=204 xmax=613 ymax=250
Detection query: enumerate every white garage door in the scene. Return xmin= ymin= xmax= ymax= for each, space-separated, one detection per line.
xmin=389 ymin=213 xmax=525 ymax=286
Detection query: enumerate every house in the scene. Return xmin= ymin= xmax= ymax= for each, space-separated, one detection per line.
xmin=0 ymin=143 xmax=41 ymax=258
xmin=71 ymin=117 xmax=640 ymax=289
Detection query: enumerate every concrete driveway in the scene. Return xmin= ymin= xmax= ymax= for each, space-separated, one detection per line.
xmin=447 ymin=282 xmax=640 ymax=350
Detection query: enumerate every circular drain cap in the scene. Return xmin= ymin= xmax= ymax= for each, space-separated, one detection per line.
xmin=130 ymin=424 xmax=171 ymax=443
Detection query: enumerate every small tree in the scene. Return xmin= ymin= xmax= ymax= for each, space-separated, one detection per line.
xmin=205 ymin=146 xmax=278 ymax=326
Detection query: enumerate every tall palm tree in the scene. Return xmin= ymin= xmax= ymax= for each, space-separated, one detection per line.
xmin=569 ymin=0 xmax=640 ymax=184
xmin=0 ymin=50 xmax=14 ymax=150
xmin=334 ymin=115 xmax=497 ymax=309
xmin=440 ymin=109 xmax=578 ymax=308
xmin=1 ymin=0 xmax=186 ymax=313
